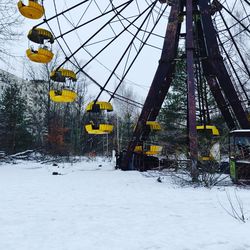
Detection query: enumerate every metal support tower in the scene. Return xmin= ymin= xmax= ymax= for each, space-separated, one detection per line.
xmin=186 ymin=0 xmax=199 ymax=180
xmin=120 ymin=0 xmax=183 ymax=170
xmin=120 ymin=0 xmax=250 ymax=172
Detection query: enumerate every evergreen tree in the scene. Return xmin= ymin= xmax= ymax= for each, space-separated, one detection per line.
xmin=158 ymin=57 xmax=187 ymax=154
xmin=0 ymin=83 xmax=33 ymax=153
xmin=158 ymin=54 xmax=225 ymax=155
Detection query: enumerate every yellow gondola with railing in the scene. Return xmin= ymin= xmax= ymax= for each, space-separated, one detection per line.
xmin=146 ymin=121 xmax=161 ymax=131
xmin=133 ymin=121 xmax=162 ymax=155
xmin=145 ymin=121 xmax=162 ymax=155
xmin=49 ymin=89 xmax=77 ymax=103
xmin=26 ymin=28 xmax=54 ymax=64
xmin=145 ymin=145 xmax=163 ymax=155
xmin=196 ymin=125 xmax=220 ymax=161
xmin=85 ymin=101 xmax=114 ymax=134
xmin=134 ymin=144 xmax=162 ymax=155
xmin=17 ymin=0 xmax=44 ymax=19
xmin=85 ymin=123 xmax=113 ymax=135
xmin=196 ymin=125 xmax=219 ymax=136
xmin=49 ymin=69 xmax=78 ymax=103
xmin=134 ymin=145 xmax=143 ymax=153
xmin=86 ymin=101 xmax=113 ymax=113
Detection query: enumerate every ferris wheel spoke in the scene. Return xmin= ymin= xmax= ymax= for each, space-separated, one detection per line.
xmin=240 ymin=0 xmax=250 ymax=24
xmin=74 ymin=2 xmax=157 ymax=74
xmin=52 ymin=1 xmax=132 ymax=40
xmin=219 ymin=3 xmax=250 ymax=35
xmin=46 ymin=23 xmax=143 ymax=108
xmin=75 ymin=0 xmax=94 ymax=27
xmin=53 ymin=0 xmax=63 ymax=37
xmin=242 ymin=0 xmax=250 ymax=6
xmin=34 ymin=0 xmax=92 ymax=29
xmin=55 ymin=0 xmax=134 ymax=70
xmin=217 ymin=34 xmax=249 ymax=102
xmin=31 ymin=0 xmax=168 ymax=107
xmin=111 ymin=1 xmax=164 ymax=53
xmin=93 ymin=0 xmax=117 ymax=37
xmin=94 ymin=0 xmax=158 ymax=101
xmin=109 ymin=3 xmax=168 ymax=102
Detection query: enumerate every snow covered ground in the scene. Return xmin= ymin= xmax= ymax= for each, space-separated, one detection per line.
xmin=1 ymin=157 xmax=250 ymax=250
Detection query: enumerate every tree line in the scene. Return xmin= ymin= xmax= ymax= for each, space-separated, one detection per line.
xmin=0 ymin=65 xmax=140 ymax=156
xmin=0 ymin=51 xmax=228 ymax=157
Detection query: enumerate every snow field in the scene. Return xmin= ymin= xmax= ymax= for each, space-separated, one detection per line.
xmin=0 ymin=158 xmax=250 ymax=250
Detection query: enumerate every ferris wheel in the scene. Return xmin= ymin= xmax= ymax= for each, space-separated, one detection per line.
xmin=17 ymin=0 xmax=250 ymax=171
xmin=18 ymin=0 xmax=170 ymax=134
xmin=18 ymin=0 xmax=169 ymax=101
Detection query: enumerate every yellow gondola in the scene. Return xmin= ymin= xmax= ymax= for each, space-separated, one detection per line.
xmin=85 ymin=101 xmax=114 ymax=134
xmin=196 ymin=125 xmax=220 ymax=136
xmin=26 ymin=48 xmax=54 ymax=63
xmin=17 ymin=0 xmax=44 ymax=19
xmin=134 ymin=144 xmax=162 ymax=155
xmin=86 ymin=101 xmax=113 ymax=112
xmin=49 ymin=69 xmax=78 ymax=103
xmin=49 ymin=89 xmax=77 ymax=103
xmin=85 ymin=124 xmax=114 ymax=135
xmin=134 ymin=146 xmax=143 ymax=153
xmin=145 ymin=145 xmax=163 ymax=155
xmin=50 ymin=69 xmax=77 ymax=82
xmin=196 ymin=125 xmax=220 ymax=161
xmin=28 ymin=28 xmax=54 ymax=44
xmin=26 ymin=28 xmax=54 ymax=64
xmin=135 ymin=121 xmax=162 ymax=155
xmin=146 ymin=121 xmax=161 ymax=131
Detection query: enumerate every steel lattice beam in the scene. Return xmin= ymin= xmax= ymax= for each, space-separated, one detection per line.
xmin=120 ymin=0 xmax=183 ymax=170
xmin=186 ymin=0 xmax=198 ymax=180
xmin=195 ymin=14 xmax=237 ymax=130
xmin=199 ymin=0 xmax=250 ymax=129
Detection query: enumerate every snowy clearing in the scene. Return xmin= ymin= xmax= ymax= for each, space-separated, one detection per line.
xmin=1 ymin=158 xmax=250 ymax=250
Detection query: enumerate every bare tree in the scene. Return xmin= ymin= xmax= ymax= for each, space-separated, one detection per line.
xmin=113 ymin=83 xmax=140 ymax=151
xmin=219 ymin=189 xmax=248 ymax=223
xmin=0 ymin=1 xmax=22 ymax=61
xmin=114 ymin=83 xmax=140 ymax=120
xmin=24 ymin=49 xmax=62 ymax=146
xmin=25 ymin=50 xmax=91 ymax=154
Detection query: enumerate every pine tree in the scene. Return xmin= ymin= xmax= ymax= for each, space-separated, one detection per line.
xmin=158 ymin=57 xmax=187 ymax=154
xmin=158 ymin=53 xmax=227 ymax=157
xmin=0 ymin=83 xmax=33 ymax=153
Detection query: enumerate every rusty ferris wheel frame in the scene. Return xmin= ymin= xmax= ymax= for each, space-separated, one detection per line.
xmin=120 ymin=0 xmax=250 ymax=174
xmin=32 ymin=0 xmax=250 ymax=174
